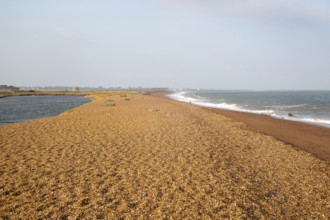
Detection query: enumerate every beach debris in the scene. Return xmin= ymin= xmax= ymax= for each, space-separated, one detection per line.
xmin=148 ymin=108 xmax=159 ymax=112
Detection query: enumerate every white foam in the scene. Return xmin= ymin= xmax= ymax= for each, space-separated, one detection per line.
xmin=168 ymin=91 xmax=198 ymax=103
xmin=272 ymin=115 xmax=330 ymax=128
xmin=169 ymin=92 xmax=275 ymax=115
xmin=296 ymin=117 xmax=330 ymax=127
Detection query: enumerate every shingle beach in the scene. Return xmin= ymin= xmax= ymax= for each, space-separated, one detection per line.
xmin=1 ymin=92 xmax=329 ymax=219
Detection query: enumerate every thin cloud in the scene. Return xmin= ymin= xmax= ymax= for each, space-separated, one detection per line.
xmin=162 ymin=0 xmax=330 ymax=26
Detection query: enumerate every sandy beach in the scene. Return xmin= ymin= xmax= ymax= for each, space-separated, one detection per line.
xmin=1 ymin=92 xmax=329 ymax=219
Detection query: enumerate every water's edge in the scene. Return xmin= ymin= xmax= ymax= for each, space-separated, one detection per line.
xmin=169 ymin=91 xmax=330 ymax=128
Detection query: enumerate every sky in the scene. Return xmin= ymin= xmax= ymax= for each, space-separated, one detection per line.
xmin=1 ymin=0 xmax=330 ymax=90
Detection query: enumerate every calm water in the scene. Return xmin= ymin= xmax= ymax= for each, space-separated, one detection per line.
xmin=0 ymin=95 xmax=92 ymax=125
xmin=170 ymin=90 xmax=330 ymax=127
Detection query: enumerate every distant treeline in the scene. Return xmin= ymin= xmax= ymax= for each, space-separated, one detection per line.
xmin=20 ymin=86 xmax=169 ymax=91
xmin=0 ymin=85 xmax=20 ymax=91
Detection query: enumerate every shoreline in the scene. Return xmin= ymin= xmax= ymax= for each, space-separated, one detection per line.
xmin=168 ymin=91 xmax=330 ymax=129
xmin=157 ymin=92 xmax=330 ymax=162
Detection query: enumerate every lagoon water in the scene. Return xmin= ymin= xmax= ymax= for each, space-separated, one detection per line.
xmin=0 ymin=95 xmax=92 ymax=125
xmin=170 ymin=90 xmax=330 ymax=128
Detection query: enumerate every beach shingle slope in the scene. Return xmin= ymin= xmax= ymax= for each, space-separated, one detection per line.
xmin=0 ymin=92 xmax=329 ymax=219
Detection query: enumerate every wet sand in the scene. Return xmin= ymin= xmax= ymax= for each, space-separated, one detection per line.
xmin=0 ymin=92 xmax=329 ymax=219
xmin=205 ymin=108 xmax=330 ymax=162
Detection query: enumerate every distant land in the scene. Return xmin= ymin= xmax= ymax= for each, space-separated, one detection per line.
xmin=0 ymin=84 xmax=169 ymax=91
xmin=0 ymin=85 xmax=20 ymax=91
xmin=19 ymin=86 xmax=168 ymax=91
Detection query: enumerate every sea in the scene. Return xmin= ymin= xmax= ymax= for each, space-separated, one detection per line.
xmin=0 ymin=95 xmax=92 ymax=125
xmin=169 ymin=90 xmax=330 ymax=128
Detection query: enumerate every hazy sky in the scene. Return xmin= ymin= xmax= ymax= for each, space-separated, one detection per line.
xmin=1 ymin=0 xmax=330 ymax=90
